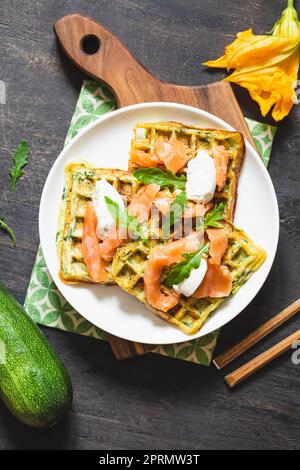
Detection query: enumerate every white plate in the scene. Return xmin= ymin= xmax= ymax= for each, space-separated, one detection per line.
xmin=39 ymin=102 xmax=279 ymax=345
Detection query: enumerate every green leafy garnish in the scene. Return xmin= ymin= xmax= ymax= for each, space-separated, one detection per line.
xmin=162 ymin=191 xmax=187 ymax=238
xmin=165 ymin=243 xmax=209 ymax=287
xmin=0 ymin=218 xmax=16 ymax=246
xmin=10 ymin=140 xmax=29 ymax=192
xmin=76 ymin=169 xmax=95 ymax=181
xmin=198 ymin=202 xmax=225 ymax=230
xmin=105 ymin=196 xmax=148 ymax=242
xmin=134 ymin=168 xmax=187 ymax=190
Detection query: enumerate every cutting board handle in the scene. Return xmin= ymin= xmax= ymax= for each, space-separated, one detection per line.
xmin=55 ymin=14 xmax=160 ymax=107
xmin=54 ymin=14 xmax=256 ymax=148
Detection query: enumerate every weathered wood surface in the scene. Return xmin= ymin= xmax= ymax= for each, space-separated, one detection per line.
xmin=0 ymin=0 xmax=299 ymax=450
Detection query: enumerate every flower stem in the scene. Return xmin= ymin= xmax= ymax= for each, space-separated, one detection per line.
xmin=288 ymin=0 xmax=294 ymax=8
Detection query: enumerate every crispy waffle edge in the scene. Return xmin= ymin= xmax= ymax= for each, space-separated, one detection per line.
xmin=57 ymin=162 xmax=137 ymax=285
xmin=110 ymin=224 xmax=266 ymax=335
xmin=129 ymin=121 xmax=245 ymax=223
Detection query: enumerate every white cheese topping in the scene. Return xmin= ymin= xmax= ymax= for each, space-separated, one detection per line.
xmin=92 ymin=179 xmax=125 ymax=239
xmin=173 ymin=257 xmax=208 ymax=297
xmin=186 ymin=149 xmax=216 ymax=203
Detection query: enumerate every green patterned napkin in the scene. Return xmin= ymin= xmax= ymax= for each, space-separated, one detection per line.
xmin=24 ymin=80 xmax=276 ymax=366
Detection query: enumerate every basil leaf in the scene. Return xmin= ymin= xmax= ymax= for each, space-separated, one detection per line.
xmin=10 ymin=141 xmax=29 ymax=192
xmin=199 ymin=202 xmax=225 ymax=230
xmin=134 ymin=168 xmax=187 ymax=190
xmin=0 ymin=218 xmax=16 ymax=246
xmin=165 ymin=243 xmax=209 ymax=287
xmin=162 ymin=191 xmax=187 ymax=238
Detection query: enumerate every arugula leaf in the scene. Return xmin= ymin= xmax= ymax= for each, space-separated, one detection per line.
xmin=198 ymin=202 xmax=225 ymax=230
xmin=10 ymin=141 xmax=29 ymax=192
xmin=130 ymin=219 xmax=149 ymax=243
xmin=162 ymin=191 xmax=187 ymax=238
xmin=104 ymin=196 xmax=128 ymax=227
xmin=0 ymin=218 xmax=16 ymax=246
xmin=165 ymin=243 xmax=209 ymax=287
xmin=134 ymin=168 xmax=187 ymax=190
xmin=105 ymin=196 xmax=148 ymax=242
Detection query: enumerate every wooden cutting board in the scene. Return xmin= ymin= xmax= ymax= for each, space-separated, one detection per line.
xmin=54 ymin=14 xmax=256 ymax=360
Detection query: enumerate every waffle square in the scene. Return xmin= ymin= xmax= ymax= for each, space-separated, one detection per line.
xmin=57 ymin=162 xmax=138 ymax=284
xmin=129 ymin=121 xmax=245 ymax=221
xmin=110 ymin=224 xmax=266 ymax=335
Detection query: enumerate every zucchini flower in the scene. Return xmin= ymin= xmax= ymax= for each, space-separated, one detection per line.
xmin=204 ymin=0 xmax=300 ymax=121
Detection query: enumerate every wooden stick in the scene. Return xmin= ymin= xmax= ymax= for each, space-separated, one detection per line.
xmin=224 ymin=329 xmax=300 ymax=388
xmin=213 ymin=299 xmax=300 ymax=370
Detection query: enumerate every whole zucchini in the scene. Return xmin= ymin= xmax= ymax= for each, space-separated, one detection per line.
xmin=0 ymin=283 xmax=72 ymax=427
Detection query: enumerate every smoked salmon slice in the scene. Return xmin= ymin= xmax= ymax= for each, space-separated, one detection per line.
xmin=144 ymin=232 xmax=200 ymax=312
xmin=193 ymin=259 xmax=232 ymax=298
xmin=130 ymin=149 xmax=160 ymax=168
xmin=100 ymin=184 xmax=160 ymax=262
xmin=212 ymin=145 xmax=230 ymax=191
xmin=154 ymin=135 xmax=190 ymax=174
xmin=206 ymin=228 xmax=228 ymax=264
xmin=82 ymin=202 xmax=109 ymax=283
xmin=153 ymin=191 xmax=173 ymax=215
xmin=131 ymin=136 xmax=190 ymax=174
xmin=99 ymin=227 xmax=127 ymax=263
xmin=183 ymin=201 xmax=213 ymax=219
xmin=154 ymin=192 xmax=212 ymax=219
xmin=128 ymin=184 xmax=160 ymax=222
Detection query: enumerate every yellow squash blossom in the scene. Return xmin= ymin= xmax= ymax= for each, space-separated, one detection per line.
xmin=204 ymin=0 xmax=300 ymax=121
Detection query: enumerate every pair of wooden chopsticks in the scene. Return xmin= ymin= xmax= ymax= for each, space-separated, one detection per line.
xmin=213 ymin=299 xmax=300 ymax=388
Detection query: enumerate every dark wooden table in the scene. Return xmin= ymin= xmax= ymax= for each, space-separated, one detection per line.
xmin=0 ymin=0 xmax=299 ymax=450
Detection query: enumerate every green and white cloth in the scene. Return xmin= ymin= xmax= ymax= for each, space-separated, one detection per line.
xmin=24 ymin=80 xmax=276 ymax=366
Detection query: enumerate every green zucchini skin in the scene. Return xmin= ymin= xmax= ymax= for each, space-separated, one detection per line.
xmin=0 ymin=283 xmax=73 ymax=427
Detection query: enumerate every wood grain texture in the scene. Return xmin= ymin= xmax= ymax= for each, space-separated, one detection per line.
xmin=225 ymin=330 xmax=300 ymax=388
xmin=214 ymin=298 xmax=300 ymax=369
xmin=0 ymin=0 xmax=299 ymax=450
xmin=108 ymin=335 xmax=154 ymax=360
xmin=54 ymin=14 xmax=256 ymax=147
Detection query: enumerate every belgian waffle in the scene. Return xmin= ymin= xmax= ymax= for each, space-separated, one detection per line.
xmin=110 ymin=224 xmax=266 ymax=335
xmin=57 ymin=162 xmax=138 ymax=284
xmin=129 ymin=121 xmax=245 ymax=221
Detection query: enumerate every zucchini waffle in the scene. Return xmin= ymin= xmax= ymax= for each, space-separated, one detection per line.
xmin=129 ymin=121 xmax=245 ymax=221
xmin=56 ymin=121 xmax=264 ymax=337
xmin=57 ymin=162 xmax=138 ymax=284
xmin=110 ymin=224 xmax=266 ymax=335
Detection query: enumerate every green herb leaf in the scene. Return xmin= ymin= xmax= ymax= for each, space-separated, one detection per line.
xmin=162 ymin=191 xmax=187 ymax=238
xmin=134 ymin=168 xmax=187 ymax=190
xmin=165 ymin=243 xmax=209 ymax=287
xmin=105 ymin=196 xmax=148 ymax=242
xmin=199 ymin=202 xmax=225 ymax=230
xmin=104 ymin=196 xmax=127 ymax=227
xmin=10 ymin=141 xmax=29 ymax=192
xmin=0 ymin=218 xmax=16 ymax=246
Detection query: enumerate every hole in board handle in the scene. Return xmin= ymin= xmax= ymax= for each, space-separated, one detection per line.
xmin=81 ymin=35 xmax=101 ymax=55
